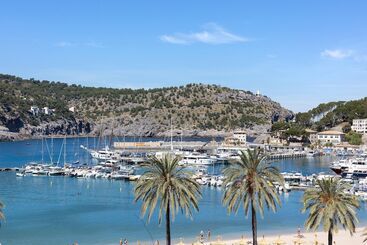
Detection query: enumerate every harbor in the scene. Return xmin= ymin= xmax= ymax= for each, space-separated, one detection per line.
xmin=0 ymin=136 xmax=367 ymax=245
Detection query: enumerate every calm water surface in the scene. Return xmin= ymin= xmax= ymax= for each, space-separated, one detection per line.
xmin=0 ymin=138 xmax=366 ymax=245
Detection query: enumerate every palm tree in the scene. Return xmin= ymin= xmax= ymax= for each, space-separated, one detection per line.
xmin=0 ymin=200 xmax=4 ymax=225
xmin=223 ymin=149 xmax=283 ymax=245
xmin=302 ymin=177 xmax=359 ymax=245
xmin=134 ymin=154 xmax=201 ymax=245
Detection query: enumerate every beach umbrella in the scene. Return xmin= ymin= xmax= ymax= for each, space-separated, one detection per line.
xmin=259 ymin=235 xmax=270 ymax=245
xmin=272 ymin=236 xmax=286 ymax=245
xmin=176 ymin=238 xmax=185 ymax=245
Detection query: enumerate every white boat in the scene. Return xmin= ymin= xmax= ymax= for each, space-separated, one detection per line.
xmin=48 ymin=166 xmax=65 ymax=176
xmin=179 ymin=153 xmax=216 ymax=165
xmin=196 ymin=178 xmax=208 ymax=185
xmin=340 ymin=158 xmax=367 ymax=178
xmin=209 ymin=175 xmax=224 ymax=187
xmin=16 ymin=172 xmax=25 ymax=177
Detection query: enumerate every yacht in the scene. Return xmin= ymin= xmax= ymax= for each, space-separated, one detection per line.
xmin=341 ymin=159 xmax=367 ymax=179
xmin=332 ymin=157 xmax=367 ymax=177
xmin=48 ymin=166 xmax=65 ymax=176
xmin=179 ymin=153 xmax=216 ymax=166
xmin=330 ymin=159 xmax=351 ymax=174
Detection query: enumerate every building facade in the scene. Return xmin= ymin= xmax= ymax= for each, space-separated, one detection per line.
xmin=233 ymin=131 xmax=247 ymax=144
xmin=317 ymin=130 xmax=345 ymax=145
xmin=352 ymin=119 xmax=367 ymax=134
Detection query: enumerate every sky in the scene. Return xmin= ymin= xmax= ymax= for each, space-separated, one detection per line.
xmin=1 ymin=0 xmax=367 ymax=112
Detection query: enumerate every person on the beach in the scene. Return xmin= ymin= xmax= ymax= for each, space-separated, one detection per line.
xmin=155 ymin=240 xmax=160 ymax=245
xmin=120 ymin=238 xmax=123 ymax=245
xmin=207 ymin=230 xmax=211 ymax=241
xmin=297 ymin=227 xmax=304 ymax=238
xmin=123 ymin=238 xmax=128 ymax=245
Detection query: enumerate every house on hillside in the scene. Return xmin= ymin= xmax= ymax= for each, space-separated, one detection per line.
xmin=42 ymin=107 xmax=51 ymax=115
xmin=351 ymin=119 xmax=367 ymax=134
xmin=69 ymin=106 xmax=76 ymax=113
xmin=30 ymin=106 xmax=39 ymax=116
xmin=317 ymin=130 xmax=345 ymax=145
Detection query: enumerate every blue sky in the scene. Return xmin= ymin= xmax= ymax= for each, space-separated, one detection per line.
xmin=1 ymin=0 xmax=367 ymax=112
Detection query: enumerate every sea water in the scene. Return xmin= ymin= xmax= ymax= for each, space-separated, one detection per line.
xmin=0 ymin=138 xmax=366 ymax=245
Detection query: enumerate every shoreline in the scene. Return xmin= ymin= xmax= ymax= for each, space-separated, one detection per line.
xmin=166 ymin=227 xmax=366 ymax=245
xmin=0 ymin=134 xmax=225 ymax=143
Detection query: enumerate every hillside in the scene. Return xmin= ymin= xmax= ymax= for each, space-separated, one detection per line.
xmin=0 ymin=74 xmax=292 ymax=140
xmin=295 ymin=98 xmax=367 ymax=131
xmin=268 ymin=98 xmax=367 ymax=145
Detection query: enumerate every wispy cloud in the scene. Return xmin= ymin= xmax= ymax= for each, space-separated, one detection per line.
xmin=85 ymin=41 xmax=104 ymax=48
xmin=160 ymin=23 xmax=249 ymax=45
xmin=321 ymin=49 xmax=354 ymax=59
xmin=54 ymin=41 xmax=104 ymax=48
xmin=55 ymin=41 xmax=76 ymax=47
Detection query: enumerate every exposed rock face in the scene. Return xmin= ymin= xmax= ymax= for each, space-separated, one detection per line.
xmin=20 ymin=119 xmax=93 ymax=136
xmin=0 ymin=114 xmax=24 ymax=133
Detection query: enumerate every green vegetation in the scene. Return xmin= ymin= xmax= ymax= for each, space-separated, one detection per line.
xmin=346 ymin=131 xmax=363 ymax=145
xmin=134 ymin=154 xmax=201 ymax=245
xmin=271 ymin=121 xmax=306 ymax=140
xmin=0 ymin=74 xmax=288 ymax=134
xmin=295 ymin=99 xmax=367 ymax=131
xmin=223 ymin=149 xmax=284 ymax=245
xmin=302 ymin=178 xmax=359 ymax=245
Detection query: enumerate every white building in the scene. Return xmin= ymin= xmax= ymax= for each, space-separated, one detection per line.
xmin=30 ymin=106 xmax=39 ymax=116
xmin=352 ymin=119 xmax=367 ymax=134
xmin=233 ymin=131 xmax=247 ymax=144
xmin=317 ymin=130 xmax=345 ymax=145
xmin=42 ymin=107 xmax=51 ymax=115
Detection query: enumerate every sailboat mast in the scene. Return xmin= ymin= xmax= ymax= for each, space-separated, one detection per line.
xmin=64 ymin=136 xmax=66 ymax=166
xmin=51 ymin=137 xmax=54 ymax=165
xmin=41 ymin=137 xmax=44 ymax=164
xmin=170 ymin=117 xmax=173 ymax=151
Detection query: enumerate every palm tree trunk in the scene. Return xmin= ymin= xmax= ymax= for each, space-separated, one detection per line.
xmin=251 ymin=200 xmax=257 ymax=245
xmin=166 ymin=201 xmax=171 ymax=245
xmin=328 ymin=229 xmax=333 ymax=245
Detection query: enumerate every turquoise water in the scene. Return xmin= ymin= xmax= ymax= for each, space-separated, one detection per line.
xmin=0 ymin=138 xmax=366 ymax=245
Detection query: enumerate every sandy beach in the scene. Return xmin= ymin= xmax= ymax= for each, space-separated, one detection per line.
xmin=171 ymin=228 xmax=366 ymax=245
xmin=201 ymin=228 xmax=364 ymax=245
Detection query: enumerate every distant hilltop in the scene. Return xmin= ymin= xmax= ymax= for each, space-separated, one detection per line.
xmin=0 ymin=74 xmax=293 ymax=141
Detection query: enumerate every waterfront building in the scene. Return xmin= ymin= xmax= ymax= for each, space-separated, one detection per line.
xmin=305 ymin=129 xmax=318 ymax=144
xmin=351 ymin=118 xmax=367 ymax=134
xmin=317 ymin=130 xmax=345 ymax=145
xmin=233 ymin=130 xmax=247 ymax=144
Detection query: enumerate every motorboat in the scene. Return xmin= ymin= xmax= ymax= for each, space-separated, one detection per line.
xmin=179 ymin=153 xmax=216 ymax=165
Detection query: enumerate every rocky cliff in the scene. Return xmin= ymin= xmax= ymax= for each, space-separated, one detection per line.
xmin=0 ymin=74 xmax=293 ymax=141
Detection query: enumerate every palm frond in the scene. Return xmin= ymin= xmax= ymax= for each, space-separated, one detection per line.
xmin=223 ymin=148 xmax=283 ymax=217
xmin=134 ymin=154 xmax=202 ymax=224
xmin=302 ymin=177 xmax=359 ymax=236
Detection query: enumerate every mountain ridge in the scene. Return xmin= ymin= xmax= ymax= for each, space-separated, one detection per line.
xmin=0 ymin=74 xmax=293 ymax=141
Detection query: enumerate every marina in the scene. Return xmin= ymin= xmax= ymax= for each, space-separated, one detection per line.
xmin=1 ymin=137 xmax=367 ymax=245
